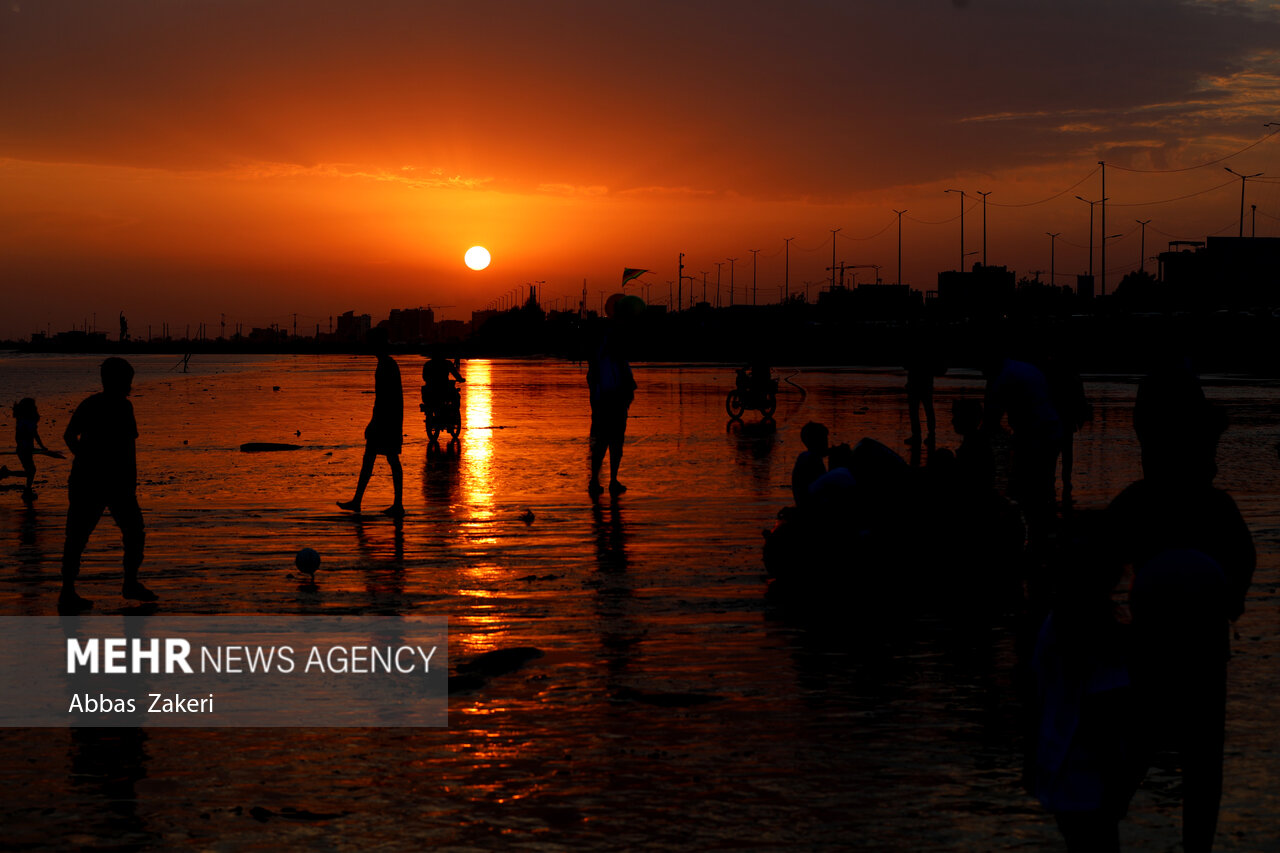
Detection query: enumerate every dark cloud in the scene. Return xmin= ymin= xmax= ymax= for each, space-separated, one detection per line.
xmin=1 ymin=0 xmax=1277 ymax=198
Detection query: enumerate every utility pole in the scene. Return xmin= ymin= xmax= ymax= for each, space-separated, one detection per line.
xmin=977 ymin=190 xmax=991 ymax=266
xmin=1099 ymin=160 xmax=1107 ymax=297
xmin=1135 ymin=219 xmax=1151 ymax=273
xmin=892 ymin=210 xmax=907 ymax=285
xmin=700 ymin=271 xmax=708 ymax=305
xmin=715 ymin=261 xmax=724 ymax=308
xmin=783 ymin=237 xmax=795 ymax=302
xmin=829 ymin=228 xmax=841 ymax=289
xmin=1252 ymin=204 xmax=1257 ymax=237
xmin=677 ymin=252 xmax=685 ymax=312
xmin=945 ymin=189 xmax=965 ymax=270
xmin=1046 ymin=232 xmax=1060 ymax=287
xmin=1076 ymin=195 xmax=1106 ymax=284
xmin=749 ymin=248 xmax=759 ymax=306
xmin=727 ymin=258 xmax=737 ymax=306
xmin=1224 ymin=167 xmax=1263 ymax=237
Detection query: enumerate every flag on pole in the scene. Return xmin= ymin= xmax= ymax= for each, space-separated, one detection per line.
xmin=622 ymin=268 xmax=648 ymax=287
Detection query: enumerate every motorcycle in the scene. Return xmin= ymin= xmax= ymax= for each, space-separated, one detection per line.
xmin=421 ymin=378 xmax=463 ymax=444
xmin=726 ymin=367 xmax=778 ymax=421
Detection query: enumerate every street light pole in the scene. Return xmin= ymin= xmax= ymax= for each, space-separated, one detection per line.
xmin=749 ymin=248 xmax=759 ymax=306
xmin=715 ymin=261 xmax=724 ymax=308
xmin=893 ymin=210 xmax=907 ymax=285
xmin=1135 ymin=220 xmax=1151 ymax=273
xmin=1224 ymin=166 xmax=1263 ymax=237
xmin=1099 ymin=160 xmax=1107 ymax=298
xmin=977 ymin=190 xmax=991 ymax=266
xmin=1046 ymin=232 xmax=1060 ymax=288
xmin=784 ymin=237 xmax=795 ymax=302
xmin=1076 ymin=195 xmax=1106 ymax=284
xmin=727 ymin=258 xmax=737 ymax=307
xmin=945 ymin=189 xmax=965 ymax=270
xmin=829 ymin=229 xmax=841 ymax=289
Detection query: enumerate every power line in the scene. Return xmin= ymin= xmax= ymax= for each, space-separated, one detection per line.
xmin=1105 ymin=127 xmax=1280 ymax=173
xmin=1106 ymin=177 xmax=1238 ymax=207
xmin=835 ymin=216 xmax=897 ymax=241
xmin=988 ymin=166 xmax=1101 ymax=208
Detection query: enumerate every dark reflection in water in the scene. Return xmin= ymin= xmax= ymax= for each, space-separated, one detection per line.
xmin=0 ymin=356 xmax=1276 ymax=850
xmin=67 ymin=727 xmax=154 ymax=850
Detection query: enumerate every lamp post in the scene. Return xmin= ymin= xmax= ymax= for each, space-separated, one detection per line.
xmin=749 ymin=248 xmax=760 ymax=306
xmin=893 ymin=210 xmax=907 ymax=285
xmin=829 ymin=228 xmax=841 ymax=289
xmin=1046 ymin=232 xmax=1060 ymax=288
xmin=727 ymin=257 xmax=737 ymax=307
xmin=783 ymin=237 xmax=795 ymax=302
xmin=1135 ymin=220 xmax=1151 ymax=273
xmin=1103 ymin=232 xmax=1122 ymax=291
xmin=1224 ymin=166 xmax=1263 ymax=238
xmin=977 ymin=190 xmax=991 ymax=266
xmin=945 ymin=189 xmax=966 ymax=270
xmin=1075 ymin=195 xmax=1106 ymax=283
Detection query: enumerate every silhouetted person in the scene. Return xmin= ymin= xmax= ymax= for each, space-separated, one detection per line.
xmin=1041 ymin=351 xmax=1089 ymax=503
xmin=12 ymin=397 xmax=49 ymax=503
xmin=952 ymin=398 xmax=995 ymax=492
xmin=906 ymin=327 xmax=947 ymax=445
xmin=339 ymin=330 xmax=405 ymax=517
xmin=750 ymin=361 xmax=772 ymax=396
xmin=587 ymin=321 xmax=636 ymax=498
xmin=1033 ymin=521 xmax=1137 ymax=852
xmin=422 ymin=351 xmax=464 ymax=408
xmin=904 ymin=351 xmax=941 ymax=447
xmin=791 ymin=421 xmax=829 ymax=508
xmin=1108 ymin=397 xmax=1253 ymax=852
xmin=982 ymin=355 xmax=1061 ymax=546
xmin=805 ymin=442 xmax=856 ymax=517
xmin=59 ymin=357 xmax=155 ymax=612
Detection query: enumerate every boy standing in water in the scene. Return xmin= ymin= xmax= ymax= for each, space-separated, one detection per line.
xmin=59 ymin=357 xmax=156 ymax=612
xmin=7 ymin=398 xmax=50 ymax=503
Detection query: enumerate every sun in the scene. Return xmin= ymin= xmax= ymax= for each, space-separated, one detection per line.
xmin=464 ymin=245 xmax=491 ymax=271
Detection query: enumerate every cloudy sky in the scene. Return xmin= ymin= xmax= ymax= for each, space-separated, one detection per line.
xmin=3 ymin=0 xmax=1279 ymax=337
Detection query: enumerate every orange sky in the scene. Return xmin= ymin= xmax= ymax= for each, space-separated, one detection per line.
xmin=3 ymin=0 xmax=1280 ymax=338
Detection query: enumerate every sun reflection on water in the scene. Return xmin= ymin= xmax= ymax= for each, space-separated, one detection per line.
xmin=461 ymin=359 xmax=496 ymax=545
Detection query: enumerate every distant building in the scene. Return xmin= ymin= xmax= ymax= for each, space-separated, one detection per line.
xmin=248 ymin=326 xmax=284 ymax=344
xmin=470 ymin=309 xmax=500 ymax=334
xmin=1076 ymin=274 xmax=1094 ymax=302
xmin=852 ymin=283 xmax=920 ymax=318
xmin=335 ymin=311 xmax=372 ymax=343
xmin=936 ymin=264 xmax=1016 ymax=316
xmin=433 ymin=319 xmax=468 ymax=344
xmin=1158 ymin=237 xmax=1280 ymax=308
xmin=387 ymin=306 xmax=435 ymax=344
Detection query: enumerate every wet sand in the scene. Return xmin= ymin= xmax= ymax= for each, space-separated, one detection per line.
xmin=1 ymin=354 xmax=1277 ymax=849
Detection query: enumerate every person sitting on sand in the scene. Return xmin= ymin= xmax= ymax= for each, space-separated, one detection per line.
xmin=806 ymin=442 xmax=857 ymax=517
xmin=339 ymin=329 xmax=405 ymax=517
xmin=59 ymin=357 xmax=156 ymax=612
xmin=791 ymin=421 xmax=829 ymax=508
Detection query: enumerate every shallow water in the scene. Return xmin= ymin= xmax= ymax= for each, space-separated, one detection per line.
xmin=1 ymin=354 xmax=1277 ymax=849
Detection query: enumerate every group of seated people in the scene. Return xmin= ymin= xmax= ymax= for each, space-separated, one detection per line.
xmin=768 ymin=400 xmax=1022 ymax=605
